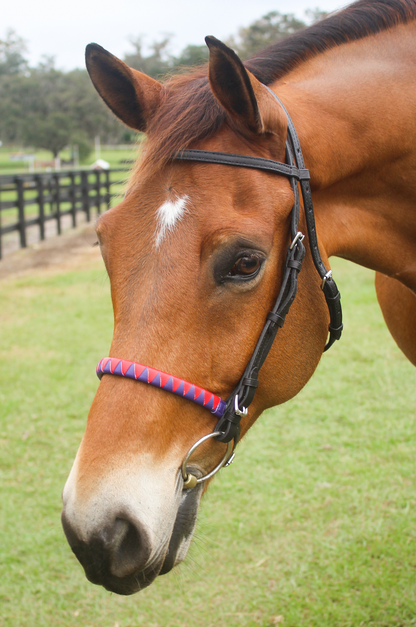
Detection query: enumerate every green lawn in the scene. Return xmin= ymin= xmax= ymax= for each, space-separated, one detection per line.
xmin=0 ymin=144 xmax=140 ymax=174
xmin=0 ymin=256 xmax=415 ymax=627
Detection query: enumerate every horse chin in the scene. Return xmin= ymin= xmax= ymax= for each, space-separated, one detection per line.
xmin=159 ymin=479 xmax=204 ymax=575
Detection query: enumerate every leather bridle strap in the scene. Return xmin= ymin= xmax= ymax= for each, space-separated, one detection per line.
xmin=266 ymin=87 xmax=343 ymax=352
xmin=175 ymin=149 xmax=311 ymax=182
xmin=175 ymin=85 xmax=343 ymax=443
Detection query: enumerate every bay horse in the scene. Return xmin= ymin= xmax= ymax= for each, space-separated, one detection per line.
xmin=62 ymin=0 xmax=416 ymax=595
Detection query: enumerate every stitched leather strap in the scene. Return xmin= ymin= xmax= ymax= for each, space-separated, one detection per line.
xmin=264 ymin=86 xmax=343 ymax=351
xmin=176 ymin=149 xmax=310 ymax=181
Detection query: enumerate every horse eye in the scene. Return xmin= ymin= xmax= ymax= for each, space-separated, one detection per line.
xmin=228 ymin=255 xmax=262 ymax=279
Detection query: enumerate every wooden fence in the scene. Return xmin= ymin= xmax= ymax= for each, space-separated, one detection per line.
xmin=0 ymin=169 xmax=127 ymax=259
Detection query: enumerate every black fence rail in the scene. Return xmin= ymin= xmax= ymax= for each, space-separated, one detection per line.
xmin=0 ymin=169 xmax=127 ymax=259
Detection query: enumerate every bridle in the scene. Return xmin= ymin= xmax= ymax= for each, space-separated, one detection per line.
xmin=96 ymin=87 xmax=343 ymax=490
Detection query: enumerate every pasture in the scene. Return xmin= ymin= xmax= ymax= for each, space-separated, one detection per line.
xmin=0 ymin=243 xmax=415 ymax=626
xmin=0 ymin=144 xmax=139 ymax=175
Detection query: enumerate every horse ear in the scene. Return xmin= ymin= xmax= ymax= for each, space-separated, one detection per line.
xmin=205 ymin=36 xmax=285 ymax=136
xmin=85 ymin=43 xmax=163 ymax=132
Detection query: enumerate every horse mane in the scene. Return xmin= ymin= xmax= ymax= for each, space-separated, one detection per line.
xmin=138 ymin=0 xmax=416 ymax=176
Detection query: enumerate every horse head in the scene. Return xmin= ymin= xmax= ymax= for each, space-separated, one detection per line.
xmin=61 ymin=38 xmax=330 ymax=595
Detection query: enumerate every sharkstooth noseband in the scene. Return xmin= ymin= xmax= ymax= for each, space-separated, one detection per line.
xmin=96 ymin=358 xmax=227 ymax=417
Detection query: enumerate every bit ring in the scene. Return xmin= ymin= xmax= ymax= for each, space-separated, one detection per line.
xmin=181 ymin=431 xmax=234 ymax=489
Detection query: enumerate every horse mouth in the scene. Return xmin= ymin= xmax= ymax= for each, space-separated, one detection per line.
xmin=62 ymin=476 xmax=204 ymax=595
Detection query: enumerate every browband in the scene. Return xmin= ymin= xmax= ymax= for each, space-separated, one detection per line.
xmin=175 ymin=149 xmax=311 ymax=181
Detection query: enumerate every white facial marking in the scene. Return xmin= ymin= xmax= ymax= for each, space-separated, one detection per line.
xmin=155 ymin=195 xmax=189 ymax=248
xmin=62 ymin=453 xmax=182 ymax=567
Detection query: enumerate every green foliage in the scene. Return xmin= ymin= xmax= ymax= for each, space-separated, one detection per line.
xmin=0 ymin=60 xmax=120 ymax=157
xmin=123 ymin=37 xmax=209 ymax=79
xmin=24 ymin=111 xmax=72 ymax=158
xmin=0 ymin=256 xmax=415 ymax=626
xmin=226 ymin=8 xmax=327 ymax=60
xmin=119 ymin=128 xmax=137 ymax=143
xmin=173 ymin=44 xmax=209 ymax=68
xmin=0 ymin=28 xmax=28 ymax=76
xmin=69 ymin=131 xmax=92 ymax=162
xmin=124 ymin=36 xmax=173 ymax=79
xmin=227 ymin=11 xmax=307 ymax=59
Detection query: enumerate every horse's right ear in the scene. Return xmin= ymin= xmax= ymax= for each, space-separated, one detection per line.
xmin=85 ymin=43 xmax=163 ymax=132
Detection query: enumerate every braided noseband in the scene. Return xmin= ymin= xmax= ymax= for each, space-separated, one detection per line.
xmin=97 ymin=357 xmax=227 ymax=416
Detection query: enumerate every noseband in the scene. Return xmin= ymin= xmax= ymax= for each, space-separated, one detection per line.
xmin=97 ymin=87 xmax=343 ymax=489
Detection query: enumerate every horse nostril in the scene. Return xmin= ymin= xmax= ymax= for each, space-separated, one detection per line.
xmin=109 ymin=517 xmax=152 ymax=579
xmin=61 ymin=509 xmax=152 ymax=584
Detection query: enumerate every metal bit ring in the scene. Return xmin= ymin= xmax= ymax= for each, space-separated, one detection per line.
xmin=181 ymin=431 xmax=234 ymax=489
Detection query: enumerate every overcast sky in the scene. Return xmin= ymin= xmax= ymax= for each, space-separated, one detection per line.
xmin=3 ymin=0 xmax=347 ymax=71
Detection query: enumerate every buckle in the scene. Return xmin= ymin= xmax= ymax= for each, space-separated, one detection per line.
xmin=290 ymin=231 xmax=304 ymax=250
xmin=234 ymin=395 xmax=248 ymax=417
xmin=321 ymin=270 xmax=333 ymax=290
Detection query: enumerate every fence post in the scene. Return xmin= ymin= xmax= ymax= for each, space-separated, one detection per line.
xmin=16 ymin=177 xmax=27 ymax=248
xmin=0 ymin=181 xmax=2 ymax=260
xmin=37 ymin=175 xmax=45 ymax=241
xmin=105 ymin=170 xmax=111 ymax=210
xmin=0 ymin=168 xmax=124 ymax=258
xmin=54 ymin=173 xmax=61 ymax=235
xmin=81 ymin=171 xmax=90 ymax=221
xmin=96 ymin=170 xmax=102 ymax=214
xmin=70 ymin=172 xmax=77 ymax=227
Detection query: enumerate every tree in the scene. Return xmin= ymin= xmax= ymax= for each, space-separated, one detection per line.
xmin=173 ymin=44 xmax=209 ymax=68
xmin=124 ymin=36 xmax=172 ymax=79
xmin=227 ymin=11 xmax=307 ymax=59
xmin=0 ymin=29 xmax=28 ymax=76
xmin=0 ymin=48 xmax=124 ymax=157
xmin=23 ymin=111 xmax=72 ymax=158
xmin=124 ymin=38 xmax=209 ymax=78
xmin=305 ymin=8 xmax=329 ymax=24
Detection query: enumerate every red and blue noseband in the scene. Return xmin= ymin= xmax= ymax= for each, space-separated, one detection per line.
xmin=96 ymin=357 xmax=227 ymax=418
xmin=96 ymin=357 xmax=235 ymax=489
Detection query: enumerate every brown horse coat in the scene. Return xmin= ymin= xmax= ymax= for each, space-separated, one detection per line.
xmin=62 ymin=0 xmax=416 ymax=595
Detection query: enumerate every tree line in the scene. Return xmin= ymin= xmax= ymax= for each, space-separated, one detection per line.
xmin=0 ymin=10 xmax=326 ymax=160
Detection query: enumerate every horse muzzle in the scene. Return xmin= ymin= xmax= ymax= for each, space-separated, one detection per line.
xmin=61 ymin=463 xmax=204 ymax=595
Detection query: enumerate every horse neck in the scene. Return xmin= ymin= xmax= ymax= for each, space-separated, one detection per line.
xmin=273 ymin=22 xmax=416 ymax=291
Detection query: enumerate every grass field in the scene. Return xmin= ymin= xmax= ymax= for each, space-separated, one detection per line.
xmin=0 ymin=144 xmax=140 ymax=175
xmin=0 ymin=253 xmax=415 ymax=627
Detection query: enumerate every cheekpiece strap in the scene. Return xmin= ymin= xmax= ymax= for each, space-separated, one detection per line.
xmin=263 ymin=86 xmax=344 ymax=351
xmin=174 ymin=86 xmax=343 ymax=443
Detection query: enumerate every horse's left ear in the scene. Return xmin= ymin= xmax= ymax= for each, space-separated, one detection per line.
xmin=205 ymin=36 xmax=286 ymax=136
